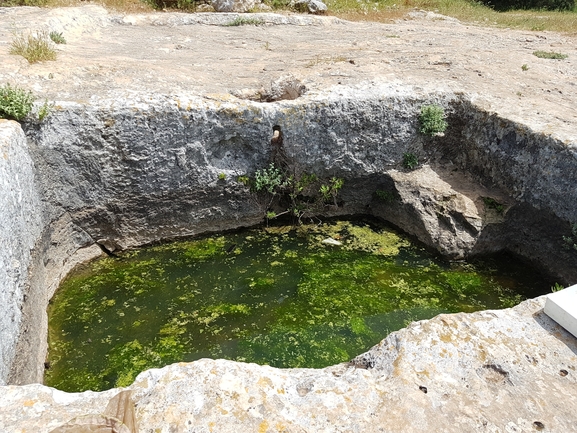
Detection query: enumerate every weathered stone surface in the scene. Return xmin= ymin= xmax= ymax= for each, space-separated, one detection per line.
xmin=2 ymin=297 xmax=577 ymax=432
xmin=0 ymin=120 xmax=43 ymax=385
xmin=376 ymin=165 xmax=510 ymax=258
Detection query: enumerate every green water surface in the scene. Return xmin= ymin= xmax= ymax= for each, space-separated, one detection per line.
xmin=46 ymin=219 xmax=551 ymax=392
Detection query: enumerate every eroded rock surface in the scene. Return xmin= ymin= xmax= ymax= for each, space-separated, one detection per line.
xmin=2 ymin=297 xmax=576 ymax=432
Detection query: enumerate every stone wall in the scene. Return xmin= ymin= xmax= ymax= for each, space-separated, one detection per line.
xmin=1 ymin=86 xmax=577 ymax=387
xmin=0 ymin=121 xmax=44 ymax=385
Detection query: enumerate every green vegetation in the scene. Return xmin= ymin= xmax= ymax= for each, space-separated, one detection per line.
xmin=562 ymin=223 xmax=577 ymax=252
xmin=0 ymin=84 xmax=35 ymax=121
xmin=49 ymin=31 xmax=66 ymax=44
xmin=521 ymin=64 xmax=529 ymax=71
xmin=402 ymin=152 xmax=419 ymax=170
xmin=551 ymin=282 xmax=565 ymax=292
xmin=375 ymin=189 xmax=395 ymax=203
xmin=482 ymin=197 xmax=505 ymax=214
xmin=10 ymin=30 xmax=57 ymax=63
xmin=218 ymin=173 xmax=227 ymax=181
xmin=38 ymin=99 xmax=53 ymax=121
xmin=533 ymin=50 xmax=568 ymax=59
xmin=319 ymin=177 xmax=344 ymax=206
xmin=224 ymin=16 xmax=264 ymax=26
xmin=46 ymin=219 xmax=551 ymax=392
xmin=419 ymin=104 xmax=448 ymax=136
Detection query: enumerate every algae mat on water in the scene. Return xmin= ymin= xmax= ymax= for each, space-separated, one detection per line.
xmin=46 ymin=219 xmax=551 ymax=392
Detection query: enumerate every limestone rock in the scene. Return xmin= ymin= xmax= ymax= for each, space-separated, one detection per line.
xmin=292 ymin=0 xmax=327 ymax=14
xmin=379 ymin=165 xmax=505 ymax=258
xmin=211 ymin=0 xmax=259 ymax=13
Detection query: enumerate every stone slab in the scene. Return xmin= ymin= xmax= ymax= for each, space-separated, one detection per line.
xmin=544 ymin=284 xmax=577 ymax=339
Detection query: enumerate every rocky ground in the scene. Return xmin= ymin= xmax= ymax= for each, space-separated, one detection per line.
xmin=0 ymin=5 xmax=576 ymax=142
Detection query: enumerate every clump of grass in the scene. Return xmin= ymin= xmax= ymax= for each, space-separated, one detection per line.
xmin=49 ymin=31 xmax=66 ymax=45
xmin=521 ymin=64 xmax=529 ymax=71
xmin=218 ymin=173 xmax=227 ymax=181
xmin=10 ymin=30 xmax=57 ymax=63
xmin=533 ymin=50 xmax=568 ymax=59
xmin=402 ymin=152 xmax=419 ymax=170
xmin=224 ymin=16 xmax=264 ymax=26
xmin=0 ymin=84 xmax=35 ymax=121
xmin=419 ymin=104 xmax=448 ymax=136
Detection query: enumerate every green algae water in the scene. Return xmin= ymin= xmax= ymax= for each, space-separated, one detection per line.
xmin=46 ymin=219 xmax=552 ymax=392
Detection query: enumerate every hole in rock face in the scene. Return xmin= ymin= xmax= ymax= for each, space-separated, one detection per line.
xmin=45 ymin=218 xmax=553 ymax=392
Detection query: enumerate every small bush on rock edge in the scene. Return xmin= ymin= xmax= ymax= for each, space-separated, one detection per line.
xmin=402 ymin=152 xmax=419 ymax=170
xmin=419 ymin=104 xmax=448 ymax=136
xmin=0 ymin=84 xmax=35 ymax=121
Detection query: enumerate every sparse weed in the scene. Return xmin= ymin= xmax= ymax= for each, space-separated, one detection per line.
xmin=49 ymin=31 xmax=66 ymax=45
xmin=218 ymin=173 xmax=227 ymax=181
xmin=482 ymin=197 xmax=505 ymax=214
xmin=562 ymin=223 xmax=577 ymax=252
xmin=10 ymin=30 xmax=57 ymax=63
xmin=224 ymin=16 xmax=264 ymax=26
xmin=521 ymin=64 xmax=529 ymax=71
xmin=0 ymin=84 xmax=35 ymax=121
xmin=533 ymin=50 xmax=568 ymax=59
xmin=38 ymin=99 xmax=54 ymax=121
xmin=375 ymin=189 xmax=395 ymax=203
xmin=551 ymin=282 xmax=564 ymax=292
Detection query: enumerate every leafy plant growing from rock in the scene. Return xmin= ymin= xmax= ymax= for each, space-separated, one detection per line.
xmin=402 ymin=152 xmax=419 ymax=170
xmin=0 ymin=84 xmax=35 ymax=120
xmin=10 ymin=30 xmax=57 ymax=63
xmin=419 ymin=104 xmax=448 ymax=136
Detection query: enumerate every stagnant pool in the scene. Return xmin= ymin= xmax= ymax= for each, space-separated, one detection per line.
xmin=46 ymin=219 xmax=553 ymax=392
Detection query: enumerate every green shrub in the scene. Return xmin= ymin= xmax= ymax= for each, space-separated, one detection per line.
xmin=218 ymin=173 xmax=227 ymax=181
xmin=255 ymin=164 xmax=285 ymax=194
xmin=533 ymin=51 xmax=568 ymax=60
xmin=10 ymin=30 xmax=57 ymax=64
xmin=419 ymin=104 xmax=448 ymax=136
xmin=402 ymin=152 xmax=419 ymax=170
xmin=0 ymin=84 xmax=35 ymax=121
xmin=49 ymin=31 xmax=66 ymax=45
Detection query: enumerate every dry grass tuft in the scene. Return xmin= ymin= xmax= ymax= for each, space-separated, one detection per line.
xmin=10 ymin=30 xmax=57 ymax=63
